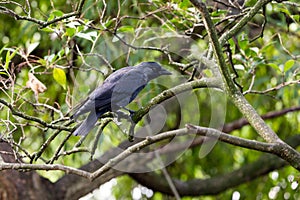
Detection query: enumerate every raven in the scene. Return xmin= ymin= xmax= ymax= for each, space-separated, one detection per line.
xmin=72 ymin=62 xmax=171 ymax=136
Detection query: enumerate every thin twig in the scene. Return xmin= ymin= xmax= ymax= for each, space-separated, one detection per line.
xmin=0 ymin=99 xmax=71 ymax=131
xmin=0 ymin=162 xmax=91 ymax=179
xmin=219 ymin=0 xmax=273 ymax=46
xmin=244 ymin=80 xmax=300 ymax=95
xmin=223 ymin=106 xmax=300 ymax=133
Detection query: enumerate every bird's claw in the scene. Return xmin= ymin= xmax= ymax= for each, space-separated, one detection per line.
xmin=128 ymin=122 xmax=136 ymax=142
xmin=128 ymin=110 xmax=136 ymax=117
xmin=114 ymin=110 xmax=136 ymax=142
xmin=115 ymin=110 xmax=130 ymax=121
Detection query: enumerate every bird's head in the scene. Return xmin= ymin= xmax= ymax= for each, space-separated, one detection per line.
xmin=138 ymin=62 xmax=172 ymax=80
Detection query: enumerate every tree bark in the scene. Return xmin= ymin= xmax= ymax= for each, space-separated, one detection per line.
xmin=1 ymin=134 xmax=300 ymax=199
xmin=0 ymin=142 xmax=55 ymax=200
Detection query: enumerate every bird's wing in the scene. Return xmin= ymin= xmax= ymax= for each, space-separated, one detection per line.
xmin=110 ymin=68 xmax=147 ymax=109
xmin=71 ymin=96 xmax=109 ymax=119
xmin=91 ymin=66 xmax=135 ymax=107
xmin=72 ymin=66 xmax=134 ymax=118
xmin=72 ymin=110 xmax=98 ymax=136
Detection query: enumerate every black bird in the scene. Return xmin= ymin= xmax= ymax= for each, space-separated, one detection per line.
xmin=72 ymin=62 xmax=171 ymax=136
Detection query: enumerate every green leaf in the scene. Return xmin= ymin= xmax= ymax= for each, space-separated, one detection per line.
xmin=5 ymin=51 xmax=11 ymax=70
xmin=48 ymin=10 xmax=64 ymax=22
xmin=48 ymin=14 xmax=55 ymax=22
xmin=292 ymin=15 xmax=299 ymax=22
xmin=58 ymin=49 xmax=65 ymax=58
xmin=284 ymin=59 xmax=294 ymax=72
xmin=0 ymin=71 xmax=8 ymax=75
xmin=118 ymin=26 xmax=134 ymax=33
xmin=38 ymin=58 xmax=47 ymax=66
xmin=268 ymin=63 xmax=281 ymax=72
xmin=211 ymin=10 xmax=227 ymax=17
xmin=239 ymin=40 xmax=248 ymax=50
xmin=245 ymin=0 xmax=256 ymax=6
xmin=4 ymin=48 xmax=18 ymax=70
xmin=51 ymin=10 xmax=64 ymax=17
xmin=66 ymin=28 xmax=76 ymax=37
xmin=76 ymin=25 xmax=84 ymax=32
xmin=76 ymin=32 xmax=97 ymax=42
xmin=41 ymin=27 xmax=54 ymax=32
xmin=27 ymin=42 xmax=40 ymax=55
xmin=179 ymin=0 xmax=190 ymax=9
xmin=53 ymin=67 xmax=67 ymax=89
xmin=0 ymin=44 xmax=8 ymax=55
xmin=9 ymin=48 xmax=18 ymax=61
xmin=103 ymin=19 xmax=114 ymax=29
xmin=203 ymin=69 xmax=213 ymax=77
xmin=278 ymin=7 xmax=290 ymax=16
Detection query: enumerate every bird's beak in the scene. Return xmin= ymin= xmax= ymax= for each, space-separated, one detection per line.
xmin=160 ymin=68 xmax=172 ymax=75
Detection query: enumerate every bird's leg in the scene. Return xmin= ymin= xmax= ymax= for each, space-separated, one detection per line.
xmin=123 ymin=108 xmax=137 ymax=142
xmin=128 ymin=122 xmax=136 ymax=142
xmin=114 ymin=110 xmax=130 ymax=122
xmin=121 ymin=107 xmax=136 ymax=117
xmin=115 ymin=107 xmax=136 ymax=142
xmin=115 ymin=107 xmax=136 ymax=122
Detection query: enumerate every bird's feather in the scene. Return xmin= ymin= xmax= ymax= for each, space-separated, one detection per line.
xmin=72 ymin=67 xmax=134 ymax=118
xmin=71 ymin=62 xmax=171 ymax=136
xmin=110 ymin=68 xmax=147 ymax=108
xmin=73 ymin=111 xmax=99 ymax=136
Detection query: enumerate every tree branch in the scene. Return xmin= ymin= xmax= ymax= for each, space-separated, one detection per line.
xmin=0 ymin=0 xmax=86 ymax=28
xmin=244 ymin=80 xmax=300 ymax=95
xmin=218 ymin=0 xmax=272 ymax=46
xmin=2 ymin=122 xmax=300 ymax=198
xmin=0 ymin=147 xmax=91 ymax=179
xmin=131 ymin=134 xmax=300 ymax=196
xmin=186 ymin=124 xmax=277 ymax=152
xmin=189 ymin=0 xmax=300 ymax=170
xmin=132 ymin=77 xmax=222 ymax=123
xmin=222 ymin=106 xmax=300 ymax=133
xmin=0 ymin=99 xmax=72 ymax=131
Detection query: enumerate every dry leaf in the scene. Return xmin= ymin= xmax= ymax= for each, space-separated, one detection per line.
xmin=26 ymin=72 xmax=47 ymax=101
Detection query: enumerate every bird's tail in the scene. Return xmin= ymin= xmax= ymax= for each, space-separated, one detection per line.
xmin=73 ymin=111 xmax=99 ymax=136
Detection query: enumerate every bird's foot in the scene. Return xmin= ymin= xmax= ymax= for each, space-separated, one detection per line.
xmin=114 ymin=110 xmax=136 ymax=142
xmin=128 ymin=122 xmax=136 ymax=142
xmin=128 ymin=109 xmax=136 ymax=117
xmin=115 ymin=110 xmax=131 ymax=121
xmin=120 ymin=107 xmax=136 ymax=117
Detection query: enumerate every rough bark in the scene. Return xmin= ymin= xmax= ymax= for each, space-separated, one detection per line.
xmin=0 ymin=143 xmax=55 ymax=200
xmin=1 ymin=135 xmax=300 ymax=199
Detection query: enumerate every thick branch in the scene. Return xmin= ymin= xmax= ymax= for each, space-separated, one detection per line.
xmin=190 ymin=0 xmax=280 ymax=142
xmin=190 ymin=0 xmax=300 ymax=171
xmin=55 ymin=159 xmax=124 ymax=200
xmin=186 ymin=124 xmax=276 ymax=152
xmin=2 ymin=126 xmax=299 ymax=198
xmin=131 ymin=134 xmax=300 ymax=196
xmin=132 ymin=77 xmax=222 ymax=122
xmin=2 ymin=121 xmax=299 ymax=180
